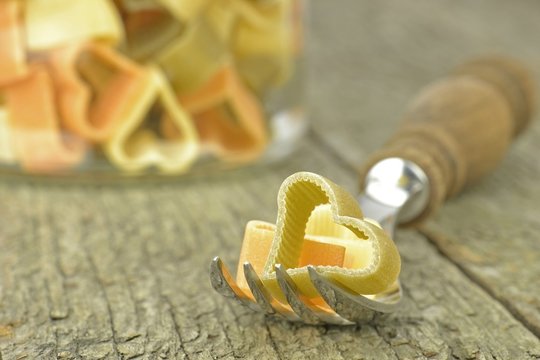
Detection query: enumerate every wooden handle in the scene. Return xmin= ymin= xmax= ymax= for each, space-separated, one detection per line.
xmin=359 ymin=56 xmax=536 ymax=225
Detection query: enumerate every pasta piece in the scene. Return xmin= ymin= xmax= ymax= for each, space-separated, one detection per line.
xmin=202 ymin=0 xmax=237 ymax=42
xmin=115 ymin=0 xmax=160 ymax=12
xmin=235 ymin=220 xmax=346 ymax=293
xmin=0 ymin=108 xmax=16 ymax=164
xmin=4 ymin=66 xmax=87 ymax=172
xmin=0 ymin=0 xmax=27 ymax=85
xmin=232 ymin=0 xmax=294 ymax=94
xmin=234 ymin=172 xmax=401 ymax=303
xmin=47 ymin=43 xmax=153 ymax=142
xmin=154 ymin=18 xmax=228 ymax=94
xmin=116 ymin=0 xmax=184 ymax=61
xmin=117 ymin=0 xmax=210 ymax=22
xmin=177 ymin=66 xmax=268 ymax=162
xmin=104 ymin=67 xmax=199 ymax=174
xmin=25 ymin=0 xmax=124 ymax=51
xmin=158 ymin=0 xmax=211 ymax=22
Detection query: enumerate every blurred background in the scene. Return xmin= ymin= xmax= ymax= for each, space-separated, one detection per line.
xmin=308 ymin=0 xmax=540 ymax=163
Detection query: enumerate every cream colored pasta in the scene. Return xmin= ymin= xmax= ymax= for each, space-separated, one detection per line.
xmin=104 ymin=67 xmax=199 ymax=174
xmin=25 ymin=0 xmax=124 ymax=51
xmin=234 ymin=172 xmax=401 ymax=303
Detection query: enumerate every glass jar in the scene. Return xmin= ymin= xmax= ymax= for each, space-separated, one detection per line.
xmin=0 ymin=0 xmax=306 ymax=177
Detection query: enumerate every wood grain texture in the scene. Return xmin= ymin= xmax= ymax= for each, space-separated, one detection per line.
xmin=358 ymin=54 xmax=536 ymax=224
xmin=419 ymin=122 xmax=540 ymax=337
xmin=360 ymin=69 xmax=519 ymax=224
xmin=309 ymin=0 xmax=540 ymax=342
xmin=0 ymin=139 xmax=539 ymax=359
xmin=452 ymin=56 xmax=537 ymax=136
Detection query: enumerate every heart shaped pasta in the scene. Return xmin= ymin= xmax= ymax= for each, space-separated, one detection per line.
xmin=117 ymin=0 xmax=183 ymax=61
xmin=232 ymin=0 xmax=293 ymax=94
xmin=236 ymin=172 xmax=401 ymax=302
xmin=48 ymin=43 xmax=152 ymax=142
xmin=104 ymin=67 xmax=199 ymax=174
xmin=155 ymin=19 xmax=228 ymax=95
xmin=4 ymin=66 xmax=87 ymax=172
xmin=178 ymin=66 xmax=268 ymax=162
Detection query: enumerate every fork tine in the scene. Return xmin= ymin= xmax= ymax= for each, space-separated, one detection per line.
xmin=211 ymin=257 xmax=400 ymax=324
xmin=209 ymin=257 xmax=259 ymax=311
xmin=307 ymin=266 xmax=400 ymax=323
xmin=242 ymin=262 xmax=300 ymax=321
xmin=274 ymin=264 xmax=352 ymax=325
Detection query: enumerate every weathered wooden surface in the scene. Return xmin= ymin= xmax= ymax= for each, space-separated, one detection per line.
xmin=309 ymin=0 xmax=540 ymax=341
xmin=0 ymin=140 xmax=539 ymax=359
xmin=420 ymin=124 xmax=540 ymax=336
xmin=1 ymin=0 xmax=540 ymax=359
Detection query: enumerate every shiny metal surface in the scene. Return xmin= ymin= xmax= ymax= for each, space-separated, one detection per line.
xmin=243 ymin=262 xmax=298 ymax=320
xmin=307 ymin=267 xmax=401 ymax=322
xmin=209 ymin=257 xmax=259 ymax=312
xmin=210 ymin=257 xmax=401 ymax=325
xmin=274 ymin=264 xmax=350 ymax=325
xmin=362 ymin=158 xmax=430 ymax=224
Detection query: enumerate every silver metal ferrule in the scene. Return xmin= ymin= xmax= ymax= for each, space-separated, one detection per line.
xmin=363 ymin=158 xmax=430 ymax=224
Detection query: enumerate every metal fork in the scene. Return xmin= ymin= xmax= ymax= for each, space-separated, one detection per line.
xmin=209 ymin=158 xmax=427 ymax=325
xmin=209 ymin=56 xmax=534 ymax=324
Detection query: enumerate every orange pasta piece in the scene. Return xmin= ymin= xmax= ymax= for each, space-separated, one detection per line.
xmin=235 ymin=221 xmax=346 ymax=293
xmin=298 ymin=240 xmax=345 ymax=268
xmin=4 ymin=67 xmax=86 ymax=172
xmin=177 ymin=66 xmax=268 ymax=162
xmin=103 ymin=67 xmax=199 ymax=174
xmin=0 ymin=0 xmax=27 ymax=85
xmin=47 ymin=43 xmax=154 ymax=142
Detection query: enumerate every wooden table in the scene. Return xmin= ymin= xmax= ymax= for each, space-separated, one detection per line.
xmin=1 ymin=1 xmax=540 ymax=358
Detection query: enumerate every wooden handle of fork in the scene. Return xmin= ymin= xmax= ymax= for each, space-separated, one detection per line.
xmin=359 ymin=56 xmax=536 ymax=225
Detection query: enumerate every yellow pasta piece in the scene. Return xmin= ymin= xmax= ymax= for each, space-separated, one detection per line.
xmin=104 ymin=66 xmax=199 ymax=174
xmin=177 ymin=66 xmax=268 ymax=162
xmin=236 ymin=172 xmax=401 ymax=303
xmin=116 ymin=0 xmax=161 ymax=12
xmin=0 ymin=0 xmax=27 ymax=85
xmin=25 ymin=0 xmax=124 ymax=51
xmin=202 ymin=0 xmax=237 ymax=42
xmin=118 ymin=1 xmax=184 ymax=61
xmin=158 ymin=0 xmax=211 ymax=22
xmin=47 ymin=43 xmax=153 ymax=142
xmin=0 ymin=108 xmax=16 ymax=164
xmin=117 ymin=0 xmax=210 ymax=21
xmin=232 ymin=0 xmax=294 ymax=94
xmin=118 ymin=0 xmax=210 ymax=60
xmin=154 ymin=18 xmax=228 ymax=94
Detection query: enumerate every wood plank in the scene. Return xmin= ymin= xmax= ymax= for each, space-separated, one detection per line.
xmin=419 ymin=123 xmax=540 ymax=336
xmin=309 ymin=0 xmax=540 ymax=337
xmin=0 ymin=139 xmax=538 ymax=359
